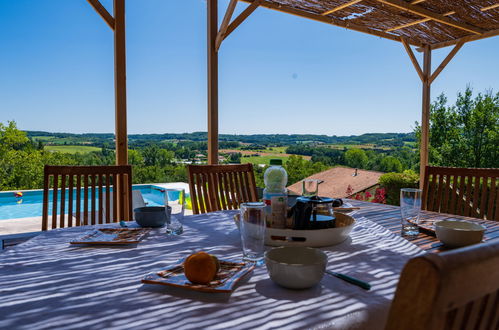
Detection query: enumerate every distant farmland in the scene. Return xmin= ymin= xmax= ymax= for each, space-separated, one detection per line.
xmin=44 ymin=145 xmax=102 ymax=154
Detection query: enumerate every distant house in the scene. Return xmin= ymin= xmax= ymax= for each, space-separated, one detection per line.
xmin=287 ymin=167 xmax=383 ymax=198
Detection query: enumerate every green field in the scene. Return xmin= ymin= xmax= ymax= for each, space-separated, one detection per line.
xmin=325 ymin=144 xmax=392 ymax=150
xmin=44 ymin=145 xmax=102 ymax=154
xmin=240 ymin=155 xmax=290 ymax=165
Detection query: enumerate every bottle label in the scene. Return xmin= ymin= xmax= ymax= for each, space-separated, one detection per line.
xmin=264 ymin=195 xmax=287 ymax=228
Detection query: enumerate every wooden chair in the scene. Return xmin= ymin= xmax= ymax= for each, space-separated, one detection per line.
xmin=385 ymin=240 xmax=499 ymax=330
xmin=42 ymin=165 xmax=133 ymax=231
xmin=422 ymin=166 xmax=499 ymax=221
xmin=187 ymin=164 xmax=258 ymax=214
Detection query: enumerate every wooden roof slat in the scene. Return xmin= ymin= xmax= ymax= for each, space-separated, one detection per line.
xmin=321 ymin=0 xmax=363 ymax=16
xmin=386 ymin=11 xmax=454 ymax=32
xmin=376 ymin=0 xmax=485 ymax=35
xmin=424 ymin=28 xmax=499 ymax=51
xmin=481 ymin=4 xmax=499 ymax=12
xmin=240 ymin=0 xmax=423 ymax=47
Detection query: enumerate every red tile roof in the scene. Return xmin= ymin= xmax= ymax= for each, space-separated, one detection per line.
xmin=287 ymin=167 xmax=383 ymax=198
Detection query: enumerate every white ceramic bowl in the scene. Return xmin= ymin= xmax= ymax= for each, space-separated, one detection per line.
xmin=265 ymin=246 xmax=327 ymax=289
xmin=434 ymin=220 xmax=485 ymax=248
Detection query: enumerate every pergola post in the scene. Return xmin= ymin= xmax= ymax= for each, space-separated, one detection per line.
xmin=114 ymin=0 xmax=127 ymax=167
xmin=420 ymin=45 xmax=431 ymax=189
xmin=87 ymin=0 xmax=129 ymax=220
xmin=207 ymin=0 xmax=219 ymax=165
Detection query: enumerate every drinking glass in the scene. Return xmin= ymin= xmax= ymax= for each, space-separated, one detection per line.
xmin=165 ymin=188 xmax=185 ymax=235
xmin=240 ymin=202 xmax=266 ymax=265
xmin=302 ymin=179 xmax=320 ymax=197
xmin=400 ymin=188 xmax=422 ymax=236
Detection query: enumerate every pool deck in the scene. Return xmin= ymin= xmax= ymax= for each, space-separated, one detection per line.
xmin=0 ymin=216 xmax=44 ymax=235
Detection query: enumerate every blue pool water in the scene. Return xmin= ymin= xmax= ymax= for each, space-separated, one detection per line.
xmin=0 ymin=185 xmax=181 ymax=220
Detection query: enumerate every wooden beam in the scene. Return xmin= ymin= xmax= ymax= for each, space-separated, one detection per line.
xmin=401 ymin=38 xmax=425 ymax=83
xmin=224 ymin=0 xmax=261 ymax=41
xmin=386 ymin=11 xmax=454 ymax=32
xmin=429 ymin=40 xmax=464 ymax=84
xmin=410 ymin=0 xmax=426 ymax=4
xmin=215 ymin=0 xmax=238 ymax=51
xmin=239 ymin=0 xmax=423 ymax=47
xmin=376 ymin=0 xmax=484 ymax=35
xmin=420 ymin=28 xmax=499 ymax=51
xmin=420 ymin=45 xmax=431 ymax=189
xmin=481 ymin=4 xmax=499 ymax=11
xmin=207 ymin=0 xmax=219 ymax=165
xmin=87 ymin=0 xmax=115 ymax=30
xmin=321 ymin=0 xmax=363 ymax=16
xmin=114 ymin=0 xmax=127 ymax=167
xmin=113 ymin=0 xmax=128 ymax=220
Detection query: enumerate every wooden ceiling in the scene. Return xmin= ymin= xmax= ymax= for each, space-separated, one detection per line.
xmin=239 ymin=0 xmax=499 ymax=49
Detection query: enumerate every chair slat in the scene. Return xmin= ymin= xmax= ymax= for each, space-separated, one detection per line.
xmin=217 ymin=172 xmax=228 ymax=210
xmin=226 ymin=171 xmax=238 ymax=209
xmin=112 ymin=174 xmax=118 ymax=222
xmin=448 ymin=175 xmax=458 ymax=215
xmin=42 ymin=171 xmax=50 ymax=231
xmin=76 ymin=175 xmax=81 ymax=226
xmin=198 ymin=173 xmax=208 ymax=213
xmin=59 ymin=174 xmax=66 ymax=228
xmin=464 ymin=176 xmax=473 ymax=217
xmin=479 ymin=176 xmax=489 ymax=220
xmin=91 ymin=174 xmax=96 ymax=225
xmin=435 ymin=173 xmax=445 ymax=213
xmin=68 ymin=174 xmax=73 ymax=228
xmin=471 ymin=176 xmax=481 ymax=218
xmin=189 ymin=171 xmax=199 ymax=214
xmin=441 ymin=174 xmax=451 ymax=214
xmin=98 ymin=174 xmax=103 ymax=224
xmin=52 ymin=175 xmax=58 ymax=229
xmin=83 ymin=174 xmax=89 ymax=226
xmin=427 ymin=173 xmax=436 ymax=211
xmin=105 ymin=174 xmax=111 ymax=223
xmin=456 ymin=174 xmax=466 ymax=215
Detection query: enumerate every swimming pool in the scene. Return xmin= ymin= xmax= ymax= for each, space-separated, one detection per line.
xmin=0 ymin=185 xmax=185 ymax=220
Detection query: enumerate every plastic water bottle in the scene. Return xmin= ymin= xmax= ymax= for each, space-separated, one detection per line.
xmin=263 ymin=159 xmax=288 ymax=228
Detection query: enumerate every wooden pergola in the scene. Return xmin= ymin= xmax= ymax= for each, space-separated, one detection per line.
xmin=86 ymin=0 xmax=499 ymax=188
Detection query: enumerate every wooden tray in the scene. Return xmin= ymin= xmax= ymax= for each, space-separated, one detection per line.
xmin=142 ymin=259 xmax=254 ymax=293
xmin=70 ymin=228 xmax=150 ymax=245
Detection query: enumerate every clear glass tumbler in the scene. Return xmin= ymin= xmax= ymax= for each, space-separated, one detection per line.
xmin=400 ymin=188 xmax=422 ymax=236
xmin=165 ymin=188 xmax=185 ymax=235
xmin=240 ymin=202 xmax=266 ymax=265
xmin=302 ymin=179 xmax=320 ymax=197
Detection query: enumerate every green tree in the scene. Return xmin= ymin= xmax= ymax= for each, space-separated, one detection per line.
xmin=345 ymin=148 xmax=368 ymax=169
xmin=379 ymin=156 xmax=403 ymax=173
xmin=415 ymin=87 xmax=498 ymax=168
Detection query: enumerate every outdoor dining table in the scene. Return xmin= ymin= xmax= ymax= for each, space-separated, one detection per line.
xmin=1 ymin=201 xmax=498 ymax=330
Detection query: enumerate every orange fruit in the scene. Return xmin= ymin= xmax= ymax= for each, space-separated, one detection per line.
xmin=184 ymin=252 xmax=219 ymax=284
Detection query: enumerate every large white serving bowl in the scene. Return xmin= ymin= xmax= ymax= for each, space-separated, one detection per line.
xmin=434 ymin=220 xmax=485 ymax=248
xmin=265 ymin=247 xmax=327 ymax=289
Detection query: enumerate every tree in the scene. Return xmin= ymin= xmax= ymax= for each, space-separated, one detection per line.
xmin=345 ymin=149 xmax=368 ymax=169
xmin=379 ymin=156 xmax=403 ymax=173
xmin=415 ymin=87 xmax=498 ymax=168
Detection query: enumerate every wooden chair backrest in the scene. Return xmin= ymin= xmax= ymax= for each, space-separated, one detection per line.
xmin=385 ymin=240 xmax=499 ymax=330
xmin=42 ymin=165 xmax=133 ymax=231
xmin=422 ymin=166 xmax=499 ymax=221
xmin=187 ymin=164 xmax=258 ymax=214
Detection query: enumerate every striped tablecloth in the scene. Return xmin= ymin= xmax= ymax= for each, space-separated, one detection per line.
xmin=0 ymin=209 xmax=424 ymax=330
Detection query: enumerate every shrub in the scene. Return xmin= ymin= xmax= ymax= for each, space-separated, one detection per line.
xmin=379 ymin=170 xmax=419 ymax=206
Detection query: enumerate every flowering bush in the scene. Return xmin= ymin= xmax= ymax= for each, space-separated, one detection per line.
xmin=351 ymin=187 xmax=386 ymax=204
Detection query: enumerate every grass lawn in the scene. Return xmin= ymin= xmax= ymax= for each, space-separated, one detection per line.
xmin=44 ymin=145 xmax=102 ymax=154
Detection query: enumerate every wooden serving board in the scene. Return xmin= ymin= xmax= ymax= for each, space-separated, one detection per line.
xmin=142 ymin=260 xmax=254 ymax=293
xmin=70 ymin=228 xmax=150 ymax=245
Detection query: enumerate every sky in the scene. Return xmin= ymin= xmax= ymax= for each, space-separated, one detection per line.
xmin=0 ymin=0 xmax=498 ymax=136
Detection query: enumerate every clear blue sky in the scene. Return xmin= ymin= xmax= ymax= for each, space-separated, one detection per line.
xmin=0 ymin=0 xmax=497 ymax=136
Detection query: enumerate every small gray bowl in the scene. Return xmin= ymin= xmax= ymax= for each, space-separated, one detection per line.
xmin=265 ymin=246 xmax=327 ymax=289
xmin=435 ymin=220 xmax=485 ymax=248
xmin=134 ymin=206 xmax=170 ymax=228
